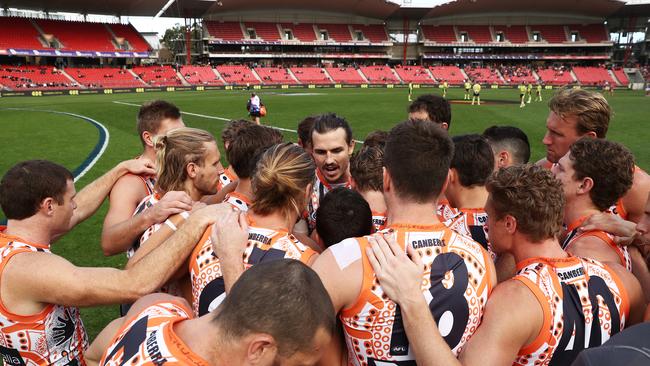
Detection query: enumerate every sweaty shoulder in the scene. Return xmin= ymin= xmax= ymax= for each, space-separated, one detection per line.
xmin=622 ymin=167 xmax=650 ymax=222
xmin=328 ymin=237 xmax=363 ymax=271
xmin=112 ymin=173 xmax=150 ymax=202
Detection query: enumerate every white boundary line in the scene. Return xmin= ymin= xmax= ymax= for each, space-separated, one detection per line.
xmin=112 ymin=100 xmax=363 ymax=143
xmin=2 ymin=108 xmax=109 ymax=182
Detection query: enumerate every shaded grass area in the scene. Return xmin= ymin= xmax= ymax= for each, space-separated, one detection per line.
xmin=0 ymin=87 xmax=648 ymax=340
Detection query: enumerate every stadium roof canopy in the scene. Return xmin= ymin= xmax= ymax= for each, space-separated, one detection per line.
xmin=423 ymin=0 xmax=626 ymax=18
xmin=2 ymin=0 xmax=648 ymax=19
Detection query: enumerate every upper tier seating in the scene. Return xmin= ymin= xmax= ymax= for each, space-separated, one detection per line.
xmin=428 ymin=66 xmax=465 ymax=84
xmin=568 ymin=24 xmax=609 ymax=43
xmin=132 ymin=66 xmax=182 ymax=86
xmin=393 ymin=65 xmax=435 ymax=83
xmin=421 ymin=25 xmax=457 ymax=43
xmin=317 ymin=24 xmax=352 ymax=42
xmin=290 ymin=67 xmax=332 ymax=84
xmin=244 ymin=22 xmax=281 ymax=41
xmin=280 ymin=23 xmax=317 ymax=42
xmin=36 ymin=19 xmax=115 ymax=51
xmin=325 ymin=66 xmax=365 ymax=84
xmin=0 ymin=65 xmax=73 ymax=90
xmin=0 ymin=17 xmax=45 ymax=49
xmin=108 ymin=23 xmax=151 ymax=52
xmin=206 ymin=21 xmax=244 ymax=41
xmin=351 ymin=24 xmax=388 ymax=43
xmin=66 ymin=67 xmax=143 ymax=88
xmin=254 ymin=67 xmax=296 ymax=84
xmin=180 ymin=65 xmax=224 ymax=85
xmin=457 ymin=25 xmax=493 ymax=43
xmin=216 ymin=65 xmax=260 ymax=84
xmin=532 ymin=25 xmax=567 ymax=43
xmin=359 ymin=65 xmax=399 ymax=83
xmin=613 ymin=68 xmax=629 ymax=85
xmin=492 ymin=25 xmax=529 ymax=43
xmin=464 ymin=66 xmax=503 ymax=84
xmin=572 ymin=66 xmax=617 ymax=86
xmin=536 ymin=67 xmax=574 ymax=85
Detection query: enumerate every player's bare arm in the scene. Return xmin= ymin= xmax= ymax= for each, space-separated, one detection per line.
xmin=210 ymin=209 xmax=249 ymax=293
xmin=64 ymin=158 xmax=156 ymax=232
xmin=2 ymin=204 xmax=225 ymax=311
xmin=101 ymin=177 xmax=193 ymax=256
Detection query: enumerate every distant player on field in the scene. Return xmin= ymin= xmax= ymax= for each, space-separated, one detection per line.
xmin=408 ymin=82 xmax=413 ymax=101
xmin=471 ymin=81 xmax=481 ymax=105
xmin=441 ymin=80 xmax=449 ymax=98
xmin=518 ymin=83 xmax=527 ymax=108
xmin=464 ymin=79 xmax=471 ymax=100
xmin=536 ymin=82 xmax=543 ymax=102
xmin=526 ymin=81 xmax=532 ymax=103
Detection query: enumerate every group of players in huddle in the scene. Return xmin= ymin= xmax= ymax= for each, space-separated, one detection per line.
xmin=1 ymin=87 xmax=649 ymax=366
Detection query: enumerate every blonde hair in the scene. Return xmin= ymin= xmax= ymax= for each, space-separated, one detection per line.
xmin=548 ymin=88 xmax=611 ymax=138
xmin=153 ymin=127 xmax=216 ymax=193
xmin=251 ymin=143 xmax=315 ymax=221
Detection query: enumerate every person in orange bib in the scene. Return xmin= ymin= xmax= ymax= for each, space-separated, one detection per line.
xmin=365 ymin=165 xmax=645 ymax=366
xmin=189 ymin=143 xmax=319 ymax=317
xmin=306 ymin=114 xmax=355 ymax=234
xmin=0 ymin=159 xmax=223 ymax=365
xmin=312 ymin=120 xmax=496 ymax=365
xmin=101 ymin=100 xmax=190 ymax=257
xmin=554 ymin=138 xmax=636 ymax=272
xmin=90 ymin=260 xmax=335 ymax=366
xmin=350 ymin=146 xmax=387 ymax=232
xmin=537 ymin=88 xmax=650 ymax=224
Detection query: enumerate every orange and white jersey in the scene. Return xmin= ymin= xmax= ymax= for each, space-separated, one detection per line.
xmin=128 ymin=194 xmax=190 ymax=260
xmin=224 ymin=191 xmax=251 ymax=212
xmin=371 ymin=211 xmax=387 ymax=233
xmin=216 ymin=167 xmax=237 ymax=192
xmin=100 ymin=301 xmax=209 ymax=366
xmin=443 ymin=208 xmax=492 ymax=258
xmin=436 ymin=198 xmax=460 ymax=222
xmin=562 ymin=215 xmax=631 ymax=272
xmin=513 ymin=256 xmax=629 ymax=366
xmin=189 ymin=220 xmax=318 ymax=316
xmin=0 ymin=233 xmax=88 ymax=366
xmin=306 ymin=169 xmax=351 ymax=233
xmin=335 ymin=223 xmax=493 ymax=365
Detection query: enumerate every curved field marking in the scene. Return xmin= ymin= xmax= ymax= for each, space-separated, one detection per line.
xmin=112 ymin=100 xmax=363 ymax=143
xmin=0 ymin=108 xmax=109 ymax=183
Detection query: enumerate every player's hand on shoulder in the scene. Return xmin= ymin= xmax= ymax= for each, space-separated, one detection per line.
xmin=579 ymin=213 xmax=638 ymax=246
xmin=188 ymin=202 xmax=234 ymax=226
xmin=366 ymin=232 xmax=424 ymax=305
xmin=211 ymin=209 xmax=249 ymax=261
xmin=146 ymin=191 xmax=193 ymax=223
xmin=117 ymin=157 xmax=156 ymax=177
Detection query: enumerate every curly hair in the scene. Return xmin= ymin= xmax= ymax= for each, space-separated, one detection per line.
xmin=486 ymin=165 xmax=565 ymax=242
xmin=569 ymin=138 xmax=634 ymax=211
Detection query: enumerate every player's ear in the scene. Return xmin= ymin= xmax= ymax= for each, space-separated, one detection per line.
xmin=441 ymin=122 xmax=449 ymax=130
xmin=41 ymin=197 xmax=56 ymax=216
xmin=583 ymin=131 xmax=598 ymax=139
xmin=578 ymin=177 xmax=594 ymax=195
xmin=246 ymin=333 xmax=277 ymax=364
xmin=348 ymin=140 xmax=356 ymax=155
xmin=142 ymin=131 xmax=154 ymax=148
xmin=382 ymin=167 xmax=391 ymax=193
xmin=186 ymin=162 xmax=198 ymax=179
xmin=497 ymin=151 xmax=509 ymax=169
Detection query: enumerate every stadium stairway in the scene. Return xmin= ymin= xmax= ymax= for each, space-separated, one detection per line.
xmin=460 ymin=68 xmax=470 ymax=80
xmin=212 ymin=67 xmax=225 ymax=82
xmin=391 ymin=68 xmax=404 ymax=83
xmin=286 ymin=68 xmax=301 ymax=83
xmin=321 ymin=68 xmax=335 ymax=83
xmin=176 ymin=71 xmax=191 ymax=86
xmin=127 ymin=69 xmax=149 ymax=86
xmin=356 ymin=69 xmax=369 ymax=83
xmin=60 ymin=69 xmax=84 ymax=88
xmin=609 ymin=69 xmax=623 ymax=86
xmin=569 ymin=69 xmax=579 ymax=83
xmin=250 ymin=68 xmax=264 ymax=83
xmin=532 ymin=70 xmax=541 ymax=81
xmin=28 ymin=19 xmax=51 ymax=47
xmin=495 ymin=70 xmax=506 ymax=84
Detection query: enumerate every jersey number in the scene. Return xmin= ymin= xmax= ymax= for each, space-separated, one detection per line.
xmin=388 ymin=252 xmax=470 ymax=360
xmin=549 ymin=275 xmax=621 ymax=365
xmin=104 ymin=316 xmax=149 ymax=365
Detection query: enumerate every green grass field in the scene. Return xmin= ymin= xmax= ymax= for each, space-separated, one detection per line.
xmin=0 ymin=87 xmax=648 ymax=340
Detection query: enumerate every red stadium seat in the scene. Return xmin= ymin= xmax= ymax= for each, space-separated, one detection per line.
xmin=351 ymin=24 xmax=389 ymax=43
xmin=216 ymin=65 xmax=260 ymax=84
xmin=254 ymin=67 xmax=297 ymax=84
xmin=573 ymin=66 xmax=617 ymax=86
xmin=428 ymin=66 xmax=465 ymax=84
xmin=108 ymin=23 xmax=151 ymax=52
xmin=613 ymin=68 xmax=629 ymax=85
xmin=464 ymin=66 xmax=503 ymax=84
xmin=0 ymin=65 xmax=73 ymax=90
xmin=290 ymin=67 xmax=332 ymax=84
xmin=316 ymin=24 xmax=353 ymax=42
xmin=205 ymin=21 xmax=245 ymax=41
xmin=66 ymin=67 xmax=144 ymax=88
xmin=492 ymin=25 xmax=529 ymax=43
xmin=324 ymin=66 xmax=366 ymax=84
xmin=457 ymin=25 xmax=493 ymax=43
xmin=536 ymin=67 xmax=574 ymax=85
xmin=244 ymin=22 xmax=281 ymax=41
xmin=36 ymin=19 xmax=116 ymax=51
xmin=280 ymin=23 xmax=317 ymax=42
xmin=180 ymin=66 xmax=224 ymax=85
xmin=568 ymin=24 xmax=609 ymax=43
xmin=0 ymin=17 xmax=46 ymax=49
xmin=421 ymin=25 xmax=457 ymax=43
xmin=359 ymin=66 xmax=399 ymax=83
xmin=393 ymin=65 xmax=435 ymax=84
xmin=532 ymin=25 xmax=567 ymax=43
xmin=131 ymin=66 xmax=182 ymax=86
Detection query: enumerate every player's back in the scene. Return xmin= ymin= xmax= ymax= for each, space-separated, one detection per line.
xmin=513 ymin=256 xmax=628 ymax=365
xmin=337 ymin=223 xmax=494 ymax=365
xmin=100 ymin=301 xmax=209 ymax=366
xmin=444 ymin=208 xmax=492 ymax=257
xmin=189 ymin=221 xmax=317 ymax=316
xmin=562 ymin=216 xmax=631 ymax=272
